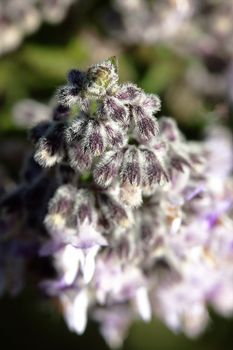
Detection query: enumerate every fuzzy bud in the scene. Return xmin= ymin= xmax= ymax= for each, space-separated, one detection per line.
xmin=72 ymin=189 xmax=95 ymax=225
xmin=85 ymin=57 xmax=119 ymax=98
xmin=104 ymin=122 xmax=126 ymax=148
xmin=101 ymin=96 xmax=129 ymax=125
xmin=34 ymin=122 xmax=66 ymax=167
xmin=67 ymin=69 xmax=86 ymax=89
xmin=56 ymin=85 xmax=81 ymax=107
xmin=119 ymin=146 xmax=144 ymax=207
xmin=52 ymin=104 xmax=70 ymax=121
xmin=116 ymin=83 xmax=142 ymax=103
xmin=159 ymin=117 xmax=181 ymax=142
xmin=140 ymin=147 xmax=169 ymax=188
xmin=82 ymin=119 xmax=107 ymax=156
xmin=130 ymin=93 xmax=160 ymax=140
xmin=98 ymin=193 xmax=133 ymax=229
xmin=94 ymin=151 xmax=123 ymax=187
xmin=68 ymin=144 xmax=92 ymax=172
xmin=45 ymin=184 xmax=76 ymax=232
xmin=120 ymin=146 xmax=142 ymax=186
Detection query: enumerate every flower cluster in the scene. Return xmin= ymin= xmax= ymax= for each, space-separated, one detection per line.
xmin=108 ymin=0 xmax=233 ymax=101
xmin=32 ymin=58 xmax=162 ymax=206
xmin=0 ymin=0 xmax=76 ymax=55
xmin=0 ymin=58 xmax=233 ymax=348
xmin=111 ymin=0 xmax=193 ymax=45
xmin=110 ymin=0 xmax=233 ymax=57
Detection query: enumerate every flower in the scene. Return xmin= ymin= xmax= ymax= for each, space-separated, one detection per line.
xmin=43 ymin=185 xmax=108 ymax=284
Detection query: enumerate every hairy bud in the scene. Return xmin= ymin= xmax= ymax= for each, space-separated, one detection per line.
xmin=94 ymin=150 xmax=123 ymax=187
xmin=34 ymin=122 xmax=66 ymax=167
xmin=45 ymin=184 xmax=76 ymax=232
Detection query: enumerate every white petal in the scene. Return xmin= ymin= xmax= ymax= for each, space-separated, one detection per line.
xmin=63 ymin=290 xmax=89 ymax=335
xmin=72 ymin=290 xmax=89 ymax=334
xmin=80 ymin=246 xmax=99 ymax=284
xmin=134 ymin=287 xmax=152 ymax=322
xmin=60 ymin=245 xmax=80 ymax=285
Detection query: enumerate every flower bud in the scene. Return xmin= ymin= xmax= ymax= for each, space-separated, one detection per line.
xmin=101 ymin=96 xmax=129 ymax=125
xmin=45 ymin=184 xmax=76 ymax=232
xmin=65 ymin=115 xmax=87 ymax=144
xmin=98 ymin=193 xmax=133 ymax=229
xmin=169 ymin=149 xmax=191 ymax=173
xmin=34 ymin=122 xmax=66 ymax=167
xmin=52 ymin=104 xmax=70 ymax=121
xmin=56 ymin=85 xmax=81 ymax=107
xmin=118 ymin=146 xmax=144 ymax=207
xmin=94 ymin=150 xmax=123 ymax=187
xmin=129 ymin=92 xmax=160 ymax=140
xmin=140 ymin=147 xmax=169 ymax=188
xmin=85 ymin=57 xmax=119 ymax=98
xmin=142 ymin=93 xmax=161 ymax=114
xmin=66 ymin=116 xmax=94 ymax=171
xmin=67 ymin=69 xmax=86 ymax=89
xmin=104 ymin=122 xmax=126 ymax=148
xmin=67 ymin=115 xmax=120 ymax=164
xmin=116 ymin=83 xmax=142 ymax=103
xmin=68 ymin=144 xmax=92 ymax=172
xmin=159 ymin=117 xmax=181 ymax=142
xmin=72 ymin=189 xmax=95 ymax=225
xmin=82 ymin=119 xmax=107 ymax=156
xmin=132 ymin=105 xmax=159 ymax=141
xmin=115 ymin=86 xmax=160 ymax=140
xmin=120 ymin=146 xmax=142 ymax=186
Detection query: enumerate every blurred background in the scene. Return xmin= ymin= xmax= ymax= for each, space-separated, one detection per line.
xmin=0 ymin=0 xmax=233 ymax=349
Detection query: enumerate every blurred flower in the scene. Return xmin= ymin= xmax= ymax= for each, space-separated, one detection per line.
xmin=0 ymin=0 xmax=76 ymax=55
xmin=111 ymin=0 xmax=193 ymax=45
xmin=13 ymin=99 xmax=51 ymax=127
xmin=107 ymin=0 xmax=233 ymax=102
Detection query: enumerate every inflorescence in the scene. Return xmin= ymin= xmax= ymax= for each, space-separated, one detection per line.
xmin=1 ymin=57 xmax=233 ymax=348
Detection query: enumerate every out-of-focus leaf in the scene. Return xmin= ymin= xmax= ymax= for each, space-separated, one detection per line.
xmin=140 ymin=59 xmax=184 ymax=94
